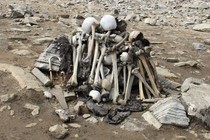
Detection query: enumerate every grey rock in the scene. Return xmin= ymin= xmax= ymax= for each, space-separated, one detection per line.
xmin=121 ymin=118 xmax=147 ymax=132
xmin=0 ymin=63 xmax=44 ymax=91
xmin=8 ymin=37 xmax=27 ymax=41
xmin=23 ymin=17 xmax=39 ymax=26
xmin=49 ymin=124 xmax=68 ymax=139
xmin=32 ymin=68 xmax=52 ymax=87
xmin=25 ymin=123 xmax=37 ymax=128
xmin=86 ymin=117 xmax=98 ymax=124
xmin=156 ymin=67 xmax=178 ymax=78
xmin=150 ymin=97 xmax=190 ymax=127
xmin=8 ymin=4 xmax=32 ymax=18
xmin=166 ymin=58 xmax=179 ymax=63
xmin=181 ymin=78 xmax=210 ymax=117
xmin=144 ymin=18 xmax=157 ymax=26
xmin=11 ymin=49 xmax=32 ymax=56
xmin=174 ymin=60 xmax=198 ymax=67
xmin=0 ymin=93 xmax=17 ymax=102
xmin=192 ymin=43 xmax=206 ymax=50
xmin=204 ymin=39 xmax=210 ymax=45
xmin=125 ymin=13 xmax=137 ymax=21
xmin=193 ymin=23 xmax=210 ymax=32
xmin=142 ymin=111 xmax=162 ymax=129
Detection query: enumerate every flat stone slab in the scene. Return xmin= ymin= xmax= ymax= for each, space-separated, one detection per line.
xmin=0 ymin=63 xmax=43 ymax=91
xmin=150 ymin=97 xmax=189 ymax=127
xmin=181 ymin=77 xmax=210 ymax=117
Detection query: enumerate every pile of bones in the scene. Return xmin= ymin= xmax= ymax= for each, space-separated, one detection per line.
xmin=34 ymin=15 xmax=163 ymax=124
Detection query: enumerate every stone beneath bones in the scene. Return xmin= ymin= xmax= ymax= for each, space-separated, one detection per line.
xmin=68 ymin=123 xmax=81 ymax=128
xmin=192 ymin=43 xmax=206 ymax=50
xmin=25 ymin=123 xmax=37 ymax=128
xmin=0 ymin=93 xmax=17 ymax=102
xmin=193 ymin=23 xmax=210 ymax=32
xmin=49 ymin=124 xmax=68 ymax=139
xmin=174 ymin=60 xmax=198 ymax=67
xmin=86 ymin=117 xmax=98 ymax=124
xmin=144 ymin=18 xmax=157 ymax=26
xmin=204 ymin=39 xmax=210 ymax=45
xmin=32 ymin=68 xmax=52 ymax=87
xmin=142 ymin=111 xmax=162 ymax=129
xmin=149 ymin=97 xmax=190 ymax=127
xmin=181 ymin=77 xmax=210 ymax=118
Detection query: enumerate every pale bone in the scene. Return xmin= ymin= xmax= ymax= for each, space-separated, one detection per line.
xmin=100 ymin=63 xmax=105 ymax=79
xmin=139 ymin=55 xmax=160 ymax=97
xmin=67 ymin=32 xmax=83 ymax=87
xmin=132 ymin=68 xmax=158 ymax=97
xmin=110 ymin=32 xmax=129 ymax=52
xmin=111 ymin=52 xmax=120 ymax=104
xmin=118 ymin=64 xmax=134 ymax=105
xmin=93 ymin=44 xmax=106 ymax=87
xmin=103 ymin=54 xmax=112 ymax=65
xmin=137 ymin=60 xmax=145 ymax=100
xmin=88 ymin=40 xmax=99 ymax=84
xmin=83 ymin=23 xmax=98 ymax=63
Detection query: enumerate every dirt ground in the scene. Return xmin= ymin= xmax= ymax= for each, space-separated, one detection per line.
xmin=0 ymin=0 xmax=210 ymax=140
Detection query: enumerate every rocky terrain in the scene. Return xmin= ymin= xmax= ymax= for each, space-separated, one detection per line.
xmin=0 ymin=0 xmax=210 ymax=140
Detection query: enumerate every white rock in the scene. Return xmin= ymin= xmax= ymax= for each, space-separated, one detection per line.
xmin=49 ymin=124 xmax=68 ymax=139
xmin=10 ymin=110 xmax=15 ymax=116
xmin=31 ymin=108 xmax=40 ymax=116
xmin=10 ymin=28 xmax=31 ymax=32
xmin=82 ymin=114 xmax=91 ymax=119
xmin=69 ymin=123 xmax=81 ymax=128
xmin=44 ymin=91 xmax=53 ymax=99
xmin=89 ymin=90 xmax=101 ymax=103
xmin=144 ymin=18 xmax=157 ymax=26
xmin=24 ymin=103 xmax=40 ymax=110
xmin=25 ymin=123 xmax=37 ymax=128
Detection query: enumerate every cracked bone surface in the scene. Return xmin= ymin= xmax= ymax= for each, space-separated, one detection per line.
xmin=88 ymin=40 xmax=99 ymax=84
xmin=67 ymin=32 xmax=83 ymax=87
xmin=93 ymin=43 xmax=107 ymax=87
xmin=111 ymin=52 xmax=120 ymax=104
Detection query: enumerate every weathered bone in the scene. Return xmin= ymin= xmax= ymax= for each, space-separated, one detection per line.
xmin=67 ymin=33 xmax=83 ymax=87
xmin=132 ymin=68 xmax=158 ymax=97
xmin=120 ymin=52 xmax=129 ymax=95
xmin=118 ymin=64 xmax=134 ymax=105
xmin=111 ymin=52 xmax=119 ymax=104
xmin=88 ymin=40 xmax=99 ymax=84
xmin=139 ymin=55 xmax=160 ymax=97
xmin=93 ymin=44 xmax=106 ymax=87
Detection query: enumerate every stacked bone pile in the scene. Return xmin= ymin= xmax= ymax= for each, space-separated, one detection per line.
xmin=36 ymin=15 xmax=162 ymax=105
xmin=64 ymin=15 xmax=162 ymax=104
